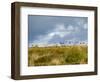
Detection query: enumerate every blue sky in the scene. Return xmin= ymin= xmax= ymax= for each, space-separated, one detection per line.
xmin=28 ymin=15 xmax=88 ymax=46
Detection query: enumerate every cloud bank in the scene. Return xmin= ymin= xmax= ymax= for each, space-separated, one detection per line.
xmin=28 ymin=15 xmax=88 ymax=47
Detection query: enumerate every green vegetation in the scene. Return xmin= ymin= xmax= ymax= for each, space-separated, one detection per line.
xmin=28 ymin=45 xmax=88 ymax=66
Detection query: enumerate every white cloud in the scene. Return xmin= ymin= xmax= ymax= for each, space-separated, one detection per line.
xmin=53 ymin=24 xmax=72 ymax=37
xmin=31 ymin=23 xmax=79 ymax=45
xmin=67 ymin=25 xmax=74 ymax=31
xmin=77 ymin=19 xmax=84 ymax=26
xmin=77 ymin=19 xmax=88 ymax=30
xmin=32 ymin=34 xmax=53 ymax=44
xmin=83 ymin=23 xmax=88 ymax=29
xmin=55 ymin=24 xmax=66 ymax=31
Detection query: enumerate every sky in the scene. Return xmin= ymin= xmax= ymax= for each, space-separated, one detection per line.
xmin=28 ymin=15 xmax=88 ymax=47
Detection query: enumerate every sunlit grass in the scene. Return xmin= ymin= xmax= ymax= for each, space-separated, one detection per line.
xmin=28 ymin=45 xmax=88 ymax=66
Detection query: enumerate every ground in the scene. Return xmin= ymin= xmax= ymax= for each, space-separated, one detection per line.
xmin=28 ymin=45 xmax=88 ymax=66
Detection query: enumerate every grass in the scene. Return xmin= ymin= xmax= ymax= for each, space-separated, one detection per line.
xmin=28 ymin=45 xmax=88 ymax=66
